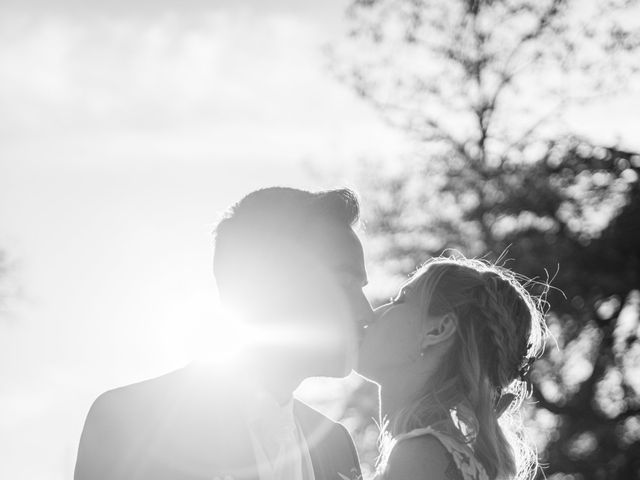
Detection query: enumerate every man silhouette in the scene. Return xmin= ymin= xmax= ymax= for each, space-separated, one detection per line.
xmin=74 ymin=187 xmax=373 ymax=480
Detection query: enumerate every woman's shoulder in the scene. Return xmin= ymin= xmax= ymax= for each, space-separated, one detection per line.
xmin=387 ymin=432 xmax=460 ymax=480
xmin=385 ymin=427 xmax=489 ymax=480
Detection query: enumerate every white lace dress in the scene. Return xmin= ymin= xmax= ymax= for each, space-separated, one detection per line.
xmin=377 ymin=426 xmax=489 ymax=480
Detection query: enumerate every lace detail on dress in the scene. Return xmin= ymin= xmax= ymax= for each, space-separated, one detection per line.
xmin=378 ymin=427 xmax=489 ymax=480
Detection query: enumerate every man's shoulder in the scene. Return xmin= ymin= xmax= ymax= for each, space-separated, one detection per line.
xmin=88 ymin=363 xmax=237 ymax=427
xmin=76 ymin=365 xmax=249 ymax=479
xmin=84 ymin=367 xmax=181 ymax=435
xmin=90 ymin=366 xmax=187 ymax=411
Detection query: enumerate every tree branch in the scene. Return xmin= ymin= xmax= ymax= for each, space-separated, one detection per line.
xmin=502 ymin=98 xmax=569 ymax=155
xmin=502 ymin=0 xmax=565 ymax=68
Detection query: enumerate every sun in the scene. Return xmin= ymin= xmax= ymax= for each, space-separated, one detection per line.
xmin=193 ymin=306 xmax=255 ymax=366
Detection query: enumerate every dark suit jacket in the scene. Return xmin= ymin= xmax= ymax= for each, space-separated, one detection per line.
xmin=74 ymin=365 xmax=361 ymax=480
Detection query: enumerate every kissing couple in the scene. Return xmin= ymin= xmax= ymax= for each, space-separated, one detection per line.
xmin=75 ymin=187 xmax=548 ymax=480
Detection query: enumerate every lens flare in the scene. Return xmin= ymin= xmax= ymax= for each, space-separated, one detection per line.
xmin=194 ymin=305 xmax=357 ymax=371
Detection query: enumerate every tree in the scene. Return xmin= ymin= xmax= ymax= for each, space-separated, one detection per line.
xmin=337 ymin=0 xmax=639 ymax=162
xmin=334 ymin=0 xmax=640 ymax=478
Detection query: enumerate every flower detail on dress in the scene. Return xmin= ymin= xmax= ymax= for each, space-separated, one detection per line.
xmin=379 ymin=427 xmax=489 ymax=480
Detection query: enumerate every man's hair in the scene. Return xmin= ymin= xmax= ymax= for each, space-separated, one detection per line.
xmin=213 ymin=187 xmax=360 ymax=303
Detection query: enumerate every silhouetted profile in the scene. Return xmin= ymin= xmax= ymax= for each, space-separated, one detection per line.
xmin=74 ymin=187 xmax=373 ymax=480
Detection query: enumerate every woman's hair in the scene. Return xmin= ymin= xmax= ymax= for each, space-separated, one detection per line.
xmin=385 ymin=255 xmax=548 ymax=480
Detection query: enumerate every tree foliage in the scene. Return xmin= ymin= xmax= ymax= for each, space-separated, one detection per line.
xmin=337 ymin=0 xmax=640 ymax=478
xmin=339 ymin=0 xmax=639 ymax=159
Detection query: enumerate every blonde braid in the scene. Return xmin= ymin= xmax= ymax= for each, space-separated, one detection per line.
xmin=468 ymin=271 xmax=538 ymax=479
xmin=475 ymin=273 xmax=530 ymax=388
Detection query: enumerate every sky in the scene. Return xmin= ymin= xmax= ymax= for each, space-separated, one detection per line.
xmin=0 ymin=2 xmax=409 ymax=478
xmin=1 ymin=1 xmax=639 ymax=479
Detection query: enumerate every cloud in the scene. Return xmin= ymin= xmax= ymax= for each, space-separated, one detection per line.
xmin=0 ymin=4 xmax=406 ymax=166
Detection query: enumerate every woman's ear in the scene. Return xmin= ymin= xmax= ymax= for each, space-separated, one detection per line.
xmin=421 ymin=313 xmax=457 ymax=349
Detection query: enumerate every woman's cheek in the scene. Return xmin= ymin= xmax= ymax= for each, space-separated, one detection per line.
xmin=380 ymin=325 xmax=404 ymax=364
